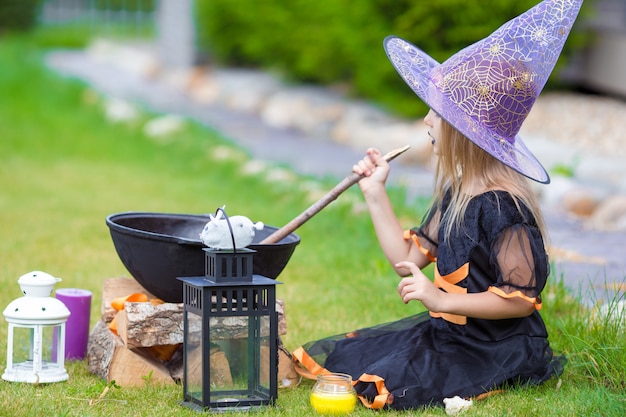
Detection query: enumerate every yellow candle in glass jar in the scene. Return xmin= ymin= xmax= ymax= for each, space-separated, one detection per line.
xmin=310 ymin=373 xmax=357 ymax=415
xmin=310 ymin=390 xmax=357 ymax=415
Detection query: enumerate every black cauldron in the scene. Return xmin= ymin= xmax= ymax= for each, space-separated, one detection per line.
xmin=106 ymin=212 xmax=300 ymax=303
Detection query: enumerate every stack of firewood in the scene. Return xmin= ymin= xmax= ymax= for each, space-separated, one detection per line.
xmin=87 ymin=277 xmax=298 ymax=388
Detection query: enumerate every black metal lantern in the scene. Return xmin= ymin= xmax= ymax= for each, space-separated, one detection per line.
xmin=178 ymin=211 xmax=281 ymax=412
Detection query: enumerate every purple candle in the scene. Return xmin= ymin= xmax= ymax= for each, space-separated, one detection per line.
xmin=55 ymin=288 xmax=92 ymax=360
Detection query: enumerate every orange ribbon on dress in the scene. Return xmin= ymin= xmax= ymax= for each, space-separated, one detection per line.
xmin=354 ymin=373 xmax=393 ymax=409
xmin=430 ymin=264 xmax=469 ymax=325
xmin=291 ymin=346 xmax=331 ymax=380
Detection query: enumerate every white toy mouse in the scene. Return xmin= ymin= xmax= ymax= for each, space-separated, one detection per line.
xmin=199 ymin=209 xmax=264 ymax=250
xmin=443 ymin=396 xmax=473 ymax=416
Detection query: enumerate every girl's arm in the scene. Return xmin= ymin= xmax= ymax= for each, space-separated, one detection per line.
xmin=354 ymin=148 xmax=432 ymax=274
xmin=396 ymin=261 xmax=535 ymax=319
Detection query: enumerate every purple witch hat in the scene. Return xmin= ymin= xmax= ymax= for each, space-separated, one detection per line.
xmin=384 ymin=0 xmax=583 ymax=184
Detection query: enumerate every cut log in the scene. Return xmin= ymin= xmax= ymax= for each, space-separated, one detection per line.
xmin=101 ymin=279 xmax=287 ymax=332
xmin=87 ymin=320 xmax=116 ymax=380
xmin=101 ymin=277 xmax=156 ymax=323
xmin=276 ymin=298 xmax=287 ymax=336
xmin=87 ymin=320 xmax=175 ymax=387
xmin=116 ymin=302 xmax=185 ymax=349
xmin=185 ymin=345 xmax=233 ymax=387
xmin=108 ymin=346 xmax=177 ymax=388
xmin=278 ymin=345 xmax=301 ymax=389
xmin=144 ymin=344 xmax=181 ymax=363
xmin=114 ymin=300 xmax=287 ymax=349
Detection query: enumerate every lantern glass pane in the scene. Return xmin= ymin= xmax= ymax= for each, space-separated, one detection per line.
xmin=184 ymin=310 xmax=203 ymax=403
xmin=11 ymin=327 xmax=34 ymax=364
xmin=11 ymin=325 xmax=60 ymax=367
xmin=44 ymin=326 xmax=61 ymax=365
xmin=209 ymin=315 xmax=271 ymax=403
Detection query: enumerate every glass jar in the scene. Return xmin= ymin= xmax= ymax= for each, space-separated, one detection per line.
xmin=310 ymin=373 xmax=357 ymax=415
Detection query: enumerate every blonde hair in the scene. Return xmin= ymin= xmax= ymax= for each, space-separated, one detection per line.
xmin=432 ymin=119 xmax=546 ymax=242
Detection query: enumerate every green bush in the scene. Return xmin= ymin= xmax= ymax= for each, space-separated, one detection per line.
xmin=195 ymin=0 xmax=593 ymax=117
xmin=0 ymin=0 xmax=41 ymax=33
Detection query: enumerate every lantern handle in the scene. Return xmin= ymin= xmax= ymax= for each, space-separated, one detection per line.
xmin=214 ymin=207 xmax=238 ymax=254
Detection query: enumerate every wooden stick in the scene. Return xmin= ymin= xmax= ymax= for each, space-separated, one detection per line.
xmin=260 ymin=145 xmax=410 ymax=244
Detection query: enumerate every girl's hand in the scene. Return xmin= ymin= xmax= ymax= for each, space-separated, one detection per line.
xmin=352 ymin=148 xmax=390 ymax=192
xmin=395 ymin=261 xmax=442 ymax=311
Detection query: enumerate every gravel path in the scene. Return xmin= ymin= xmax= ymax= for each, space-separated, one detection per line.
xmin=523 ymin=92 xmax=626 ymax=158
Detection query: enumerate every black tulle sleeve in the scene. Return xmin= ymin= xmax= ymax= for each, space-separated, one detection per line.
xmin=411 ymin=203 xmax=442 ymax=260
xmin=489 ymin=222 xmax=549 ymax=300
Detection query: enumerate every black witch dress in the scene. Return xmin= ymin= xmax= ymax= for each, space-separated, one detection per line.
xmin=292 ymin=191 xmax=564 ymax=410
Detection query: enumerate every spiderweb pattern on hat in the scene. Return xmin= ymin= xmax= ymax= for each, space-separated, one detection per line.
xmin=384 ymin=0 xmax=583 ymax=184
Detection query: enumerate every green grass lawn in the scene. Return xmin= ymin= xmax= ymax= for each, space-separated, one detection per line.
xmin=0 ymin=33 xmax=624 ymax=416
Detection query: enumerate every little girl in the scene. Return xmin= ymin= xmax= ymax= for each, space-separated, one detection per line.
xmin=293 ymin=0 xmax=581 ymax=410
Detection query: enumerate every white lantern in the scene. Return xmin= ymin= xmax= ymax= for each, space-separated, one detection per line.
xmin=2 ymin=271 xmax=70 ymax=383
